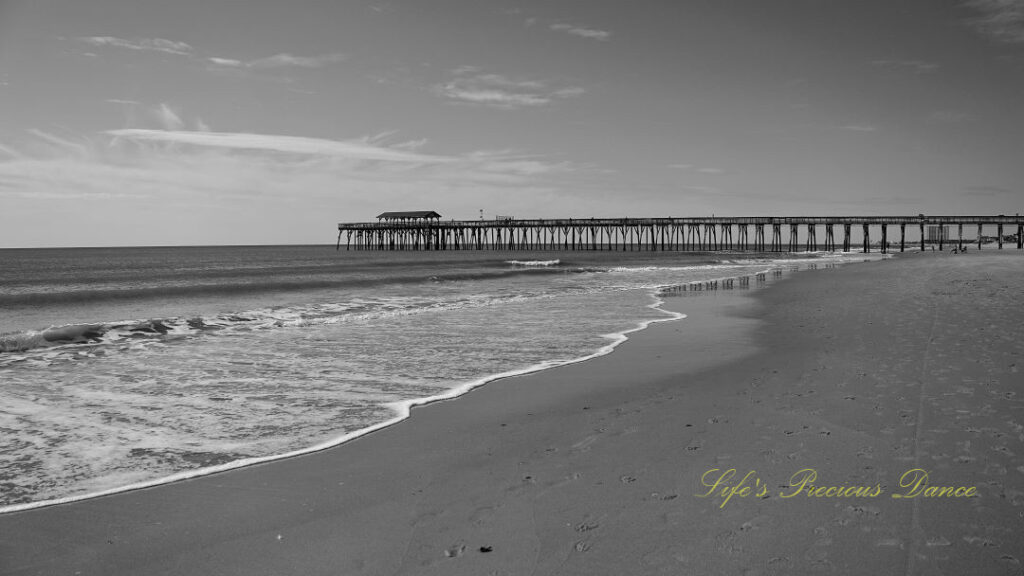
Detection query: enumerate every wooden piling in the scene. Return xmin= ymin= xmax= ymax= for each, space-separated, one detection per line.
xmin=806 ymin=224 xmax=817 ymax=252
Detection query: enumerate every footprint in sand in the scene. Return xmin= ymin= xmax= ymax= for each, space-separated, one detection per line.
xmin=1000 ymin=555 xmax=1020 ymax=566
xmin=802 ymin=547 xmax=831 ymax=569
xmin=898 ymin=410 xmax=916 ymax=426
xmin=504 ymin=475 xmax=537 ymax=495
xmin=739 ymin=516 xmax=768 ymax=532
xmin=875 ymin=538 xmax=903 ymax=549
xmin=444 ymin=544 xmax=467 ymax=558
xmin=713 ymin=529 xmax=741 ymax=554
xmin=617 ymin=425 xmax=640 ymax=436
xmin=963 ymin=535 xmax=998 ymax=547
xmin=982 ymin=463 xmax=1007 ymax=476
xmin=470 ymin=506 xmax=495 ymax=526
xmin=844 ymin=505 xmax=880 ymax=518
xmin=1003 ymin=489 xmax=1024 ymax=506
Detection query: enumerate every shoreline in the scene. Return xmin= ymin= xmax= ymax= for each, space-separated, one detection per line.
xmin=3 ymin=251 xmax=1020 ymax=575
xmin=0 ymin=284 xmax=688 ymax=515
xmin=0 ymin=257 xmax=810 ymax=514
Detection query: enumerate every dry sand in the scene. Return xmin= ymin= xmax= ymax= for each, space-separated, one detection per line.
xmin=1 ymin=251 xmax=1022 ymax=575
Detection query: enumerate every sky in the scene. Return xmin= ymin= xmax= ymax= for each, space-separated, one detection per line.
xmin=1 ymin=0 xmax=1023 ymax=247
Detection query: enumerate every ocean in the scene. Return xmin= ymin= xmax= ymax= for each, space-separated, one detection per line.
xmin=0 ymin=245 xmax=882 ymax=512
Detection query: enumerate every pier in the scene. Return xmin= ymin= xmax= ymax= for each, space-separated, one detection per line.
xmin=337 ymin=215 xmax=1024 ymax=252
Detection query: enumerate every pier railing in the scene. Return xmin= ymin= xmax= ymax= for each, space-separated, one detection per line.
xmin=336 ymin=216 xmax=1024 ymax=252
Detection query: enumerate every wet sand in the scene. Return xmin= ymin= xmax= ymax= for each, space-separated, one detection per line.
xmin=1 ymin=251 xmax=1022 ymax=575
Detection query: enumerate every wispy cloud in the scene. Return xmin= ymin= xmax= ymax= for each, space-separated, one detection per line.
xmin=0 ymin=143 xmax=26 ymax=159
xmin=927 ymin=109 xmax=969 ymax=124
xmin=549 ymin=23 xmax=611 ymax=41
xmin=464 ymin=151 xmax=575 ymax=177
xmin=25 ymin=129 xmax=92 ymax=157
xmin=208 ymin=52 xmax=348 ymax=69
xmin=669 ymin=164 xmax=727 ymax=174
xmin=155 ymin=104 xmax=184 ymax=131
xmin=209 ymin=57 xmax=244 ymax=67
xmin=964 ymin=0 xmax=1024 ymax=42
xmin=105 ymin=99 xmax=140 ymax=105
xmin=839 ymin=124 xmax=878 ymax=132
xmin=80 ymin=36 xmax=193 ymax=56
xmin=0 ymin=128 xmax=586 ymax=214
xmin=434 ymin=69 xmax=584 ymax=109
xmin=105 ymin=117 xmax=574 ymax=176
xmin=964 ymin=185 xmax=1016 ymax=196
xmin=872 ymin=59 xmax=940 ymax=73
xmin=363 ymin=131 xmax=429 ymax=151
xmin=107 ymin=129 xmax=454 ymax=164
xmin=675 ymin=185 xmax=721 ymax=196
xmin=497 ymin=10 xmax=611 ymax=41
xmin=77 ymin=36 xmax=345 ymax=73
xmin=553 ymin=87 xmax=586 ymax=98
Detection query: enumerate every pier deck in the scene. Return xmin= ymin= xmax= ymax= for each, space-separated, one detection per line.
xmin=337 ymin=216 xmax=1024 ymax=252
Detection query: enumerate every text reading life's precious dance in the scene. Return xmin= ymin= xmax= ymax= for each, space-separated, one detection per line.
xmin=697 ymin=468 xmax=978 ymax=508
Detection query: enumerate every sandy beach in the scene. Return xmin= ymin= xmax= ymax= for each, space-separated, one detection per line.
xmin=2 ymin=251 xmax=1022 ymax=575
